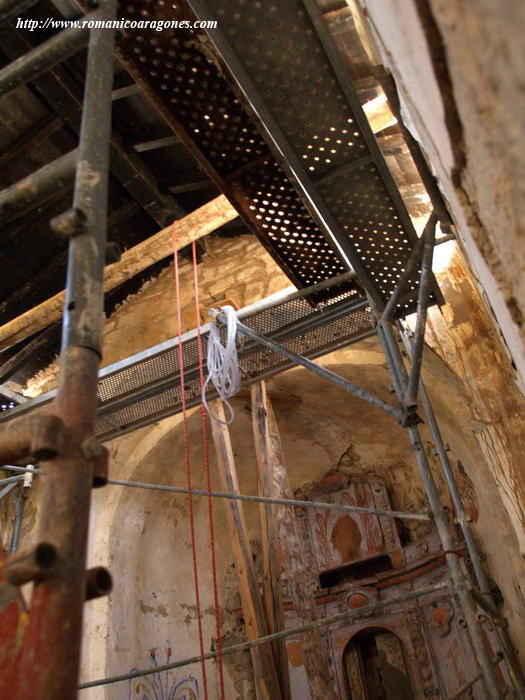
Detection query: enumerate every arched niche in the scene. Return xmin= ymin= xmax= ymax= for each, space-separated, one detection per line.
xmin=343 ymin=626 xmax=414 ymax=699
xmin=83 ymin=342 xmax=523 ymax=698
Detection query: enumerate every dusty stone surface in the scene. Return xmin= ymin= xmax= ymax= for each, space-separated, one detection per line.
xmin=24 ymin=234 xmax=291 ymax=396
xmin=362 ymin=0 xmax=525 ymax=388
xmin=426 ymin=247 xmax=525 ymax=626
xmin=430 ymin=0 xmax=525 ymax=334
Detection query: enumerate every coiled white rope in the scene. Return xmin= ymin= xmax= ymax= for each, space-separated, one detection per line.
xmin=203 ymin=305 xmax=241 ymax=424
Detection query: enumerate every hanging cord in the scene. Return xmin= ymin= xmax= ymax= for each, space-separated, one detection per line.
xmin=172 ymin=224 xmax=209 ymax=700
xmin=202 ymin=305 xmax=241 ymax=424
xmin=191 ymin=241 xmax=226 ymax=700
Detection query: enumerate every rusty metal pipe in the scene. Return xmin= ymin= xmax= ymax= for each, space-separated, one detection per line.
xmin=85 ymin=566 xmax=112 ymax=601
xmin=16 ymin=2 xmax=117 ymax=697
xmin=3 ymin=542 xmax=57 ymax=585
xmin=0 ymin=413 xmax=65 ymax=464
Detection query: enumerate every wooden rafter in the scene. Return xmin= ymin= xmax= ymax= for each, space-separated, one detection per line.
xmin=0 ymin=195 xmax=238 ymax=351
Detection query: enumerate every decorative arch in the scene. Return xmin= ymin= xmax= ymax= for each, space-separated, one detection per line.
xmin=342 ymin=626 xmax=414 ymax=699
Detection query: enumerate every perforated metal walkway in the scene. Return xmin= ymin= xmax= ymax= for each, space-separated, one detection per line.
xmin=1 ymin=289 xmax=374 ymax=441
xmin=1 ymin=0 xmax=444 ymax=441
xmin=116 ymin=0 xmax=442 ymax=313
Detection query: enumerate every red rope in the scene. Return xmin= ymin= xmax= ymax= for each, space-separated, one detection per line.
xmin=191 ymin=241 xmax=226 ymax=699
xmin=172 ymin=225 xmax=208 ymax=700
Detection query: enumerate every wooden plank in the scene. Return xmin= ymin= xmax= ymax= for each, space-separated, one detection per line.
xmin=262 ymin=387 xmax=338 ymax=700
xmin=0 ymin=195 xmax=238 ymax=351
xmin=251 ymin=382 xmax=292 ymax=699
xmin=209 ymin=399 xmax=282 ymax=700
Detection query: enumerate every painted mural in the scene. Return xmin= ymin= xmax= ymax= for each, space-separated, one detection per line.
xmin=306 ymin=480 xmax=400 ymax=571
xmin=128 ymin=647 xmax=199 ymax=700
xmin=283 ymin=476 xmax=512 ymax=697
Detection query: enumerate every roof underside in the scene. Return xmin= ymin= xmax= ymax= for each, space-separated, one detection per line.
xmin=0 ymin=0 xmax=439 ymax=403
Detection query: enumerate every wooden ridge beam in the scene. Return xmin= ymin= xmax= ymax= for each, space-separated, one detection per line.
xmin=1 ymin=201 xmax=140 ymax=324
xmin=0 ymin=325 xmax=60 ymax=384
xmin=0 ymin=195 xmax=238 ymax=351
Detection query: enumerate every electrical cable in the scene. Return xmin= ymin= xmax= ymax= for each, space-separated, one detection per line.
xmin=202 ymin=305 xmax=241 ymax=424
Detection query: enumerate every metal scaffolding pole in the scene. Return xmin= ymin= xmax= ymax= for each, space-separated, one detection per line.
xmin=404 ymin=218 xmax=437 ymax=407
xmin=375 ymin=314 xmax=508 ymax=697
xmin=0 ymin=1 xmax=116 ymax=697
xmin=0 ymin=2 xmax=520 ymax=694
xmin=0 ymin=465 xmax=431 ymax=521
xmin=450 ymin=653 xmax=504 ymax=700
xmin=79 ymin=581 xmax=449 ymax=690
xmin=9 ymin=484 xmax=25 ymax=554
xmin=218 ymin=315 xmax=403 ymax=421
xmin=0 ymin=479 xmax=19 ymax=501
xmin=380 ymin=217 xmax=429 ymax=323
xmin=399 ymin=323 xmax=525 ymax=694
xmin=7 ymin=464 xmax=34 ymax=554
xmin=211 ymin=265 xmax=515 ymax=693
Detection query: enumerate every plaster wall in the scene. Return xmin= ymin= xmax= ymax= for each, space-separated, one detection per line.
xmin=360 ymin=0 xmax=525 ymax=391
xmin=77 ymin=346 xmax=525 ymax=699
xmin=70 ymin=242 xmax=525 ymax=697
xmin=10 ymin=230 xmax=525 ymax=696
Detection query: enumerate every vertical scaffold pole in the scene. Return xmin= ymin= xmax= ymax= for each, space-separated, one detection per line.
xmin=14 ymin=3 xmax=116 ymax=698
xmin=399 ymin=323 xmax=525 ymax=696
xmin=376 ymin=318 xmax=505 ymax=698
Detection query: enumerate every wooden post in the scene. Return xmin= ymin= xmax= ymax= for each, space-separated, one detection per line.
xmin=251 ymin=383 xmax=292 ymax=700
xmin=209 ymin=399 xmax=282 ymax=700
xmin=251 ymin=381 xmax=337 ymax=700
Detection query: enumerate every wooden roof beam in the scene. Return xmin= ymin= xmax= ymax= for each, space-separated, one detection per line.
xmin=0 ymin=195 xmax=238 ymax=351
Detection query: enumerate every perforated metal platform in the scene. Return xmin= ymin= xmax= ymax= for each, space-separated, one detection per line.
xmin=116 ymin=0 xmax=442 ymax=313
xmin=0 ymin=290 xmax=374 ymax=441
xmin=0 ymin=2 xmax=443 ymax=441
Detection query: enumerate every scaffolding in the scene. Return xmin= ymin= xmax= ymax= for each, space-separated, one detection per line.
xmin=0 ymin=0 xmax=524 ymax=697
xmin=0 ymin=0 xmax=117 ymax=698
